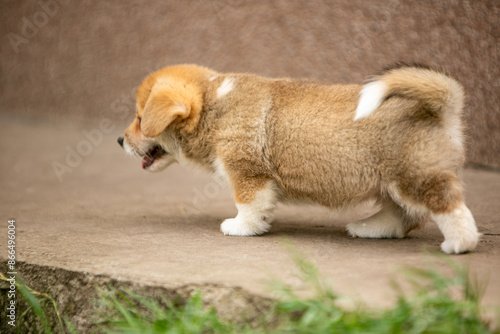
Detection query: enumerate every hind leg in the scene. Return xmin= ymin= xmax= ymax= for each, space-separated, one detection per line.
xmin=347 ymin=199 xmax=425 ymax=239
xmin=393 ymin=171 xmax=480 ymax=254
xmin=431 ymin=203 xmax=479 ymax=254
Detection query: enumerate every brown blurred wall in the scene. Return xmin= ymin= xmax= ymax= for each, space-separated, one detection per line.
xmin=1 ymin=0 xmax=499 ymax=168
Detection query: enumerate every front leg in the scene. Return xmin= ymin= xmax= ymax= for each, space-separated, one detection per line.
xmin=221 ymin=176 xmax=278 ymax=236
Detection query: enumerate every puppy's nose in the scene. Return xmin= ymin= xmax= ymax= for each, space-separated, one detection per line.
xmin=117 ymin=136 xmax=124 ymax=147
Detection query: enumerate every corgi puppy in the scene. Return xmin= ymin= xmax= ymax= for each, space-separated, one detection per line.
xmin=118 ymin=64 xmax=480 ymax=254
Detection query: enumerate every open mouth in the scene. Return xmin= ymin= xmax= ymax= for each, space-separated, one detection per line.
xmin=142 ymin=145 xmax=167 ymax=169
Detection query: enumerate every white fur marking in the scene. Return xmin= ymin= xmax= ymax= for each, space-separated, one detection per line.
xmin=216 ymin=77 xmax=235 ymax=99
xmin=209 ymin=75 xmax=217 ymax=82
xmin=146 ymin=156 xmax=175 ymax=173
xmin=122 ymin=142 xmax=135 ymax=156
xmin=346 ymin=201 xmax=405 ymax=238
xmin=431 ymin=203 xmax=480 ymax=254
xmin=354 ymin=81 xmax=388 ymax=121
xmin=220 ymin=181 xmax=277 ymax=236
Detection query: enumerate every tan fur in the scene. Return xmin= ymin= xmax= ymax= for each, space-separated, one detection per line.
xmin=137 ymin=65 xmax=215 ymax=137
xmin=119 ymin=64 xmax=480 ymax=253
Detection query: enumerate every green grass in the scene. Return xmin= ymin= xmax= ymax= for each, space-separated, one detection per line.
xmin=95 ymin=289 xmax=232 ymax=334
xmin=3 ymin=253 xmax=498 ymax=334
xmin=0 ymin=273 xmax=75 ymax=334
xmin=268 ymin=252 xmax=495 ymax=334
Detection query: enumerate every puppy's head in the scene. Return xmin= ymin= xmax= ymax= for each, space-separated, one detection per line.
xmin=117 ymin=65 xmax=212 ymax=172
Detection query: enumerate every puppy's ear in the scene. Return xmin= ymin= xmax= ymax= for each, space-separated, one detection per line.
xmin=140 ymin=89 xmax=190 ymax=138
xmin=140 ymin=81 xmax=203 ymax=138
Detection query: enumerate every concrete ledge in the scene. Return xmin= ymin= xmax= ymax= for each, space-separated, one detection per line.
xmin=0 ymin=261 xmax=272 ymax=333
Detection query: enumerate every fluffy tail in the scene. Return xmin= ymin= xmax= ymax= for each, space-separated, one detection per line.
xmin=354 ymin=64 xmax=464 ymax=121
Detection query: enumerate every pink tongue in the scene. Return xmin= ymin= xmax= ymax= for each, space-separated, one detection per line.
xmin=142 ymin=155 xmax=154 ymax=169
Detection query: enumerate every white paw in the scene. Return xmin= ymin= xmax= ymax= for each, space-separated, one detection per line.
xmin=220 ymin=216 xmax=271 ymax=236
xmin=432 ymin=203 xmax=480 ymax=254
xmin=440 ymin=231 xmax=480 ymax=254
xmin=346 ymin=221 xmax=405 ymax=239
xmin=346 ymin=222 xmax=362 ymax=238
